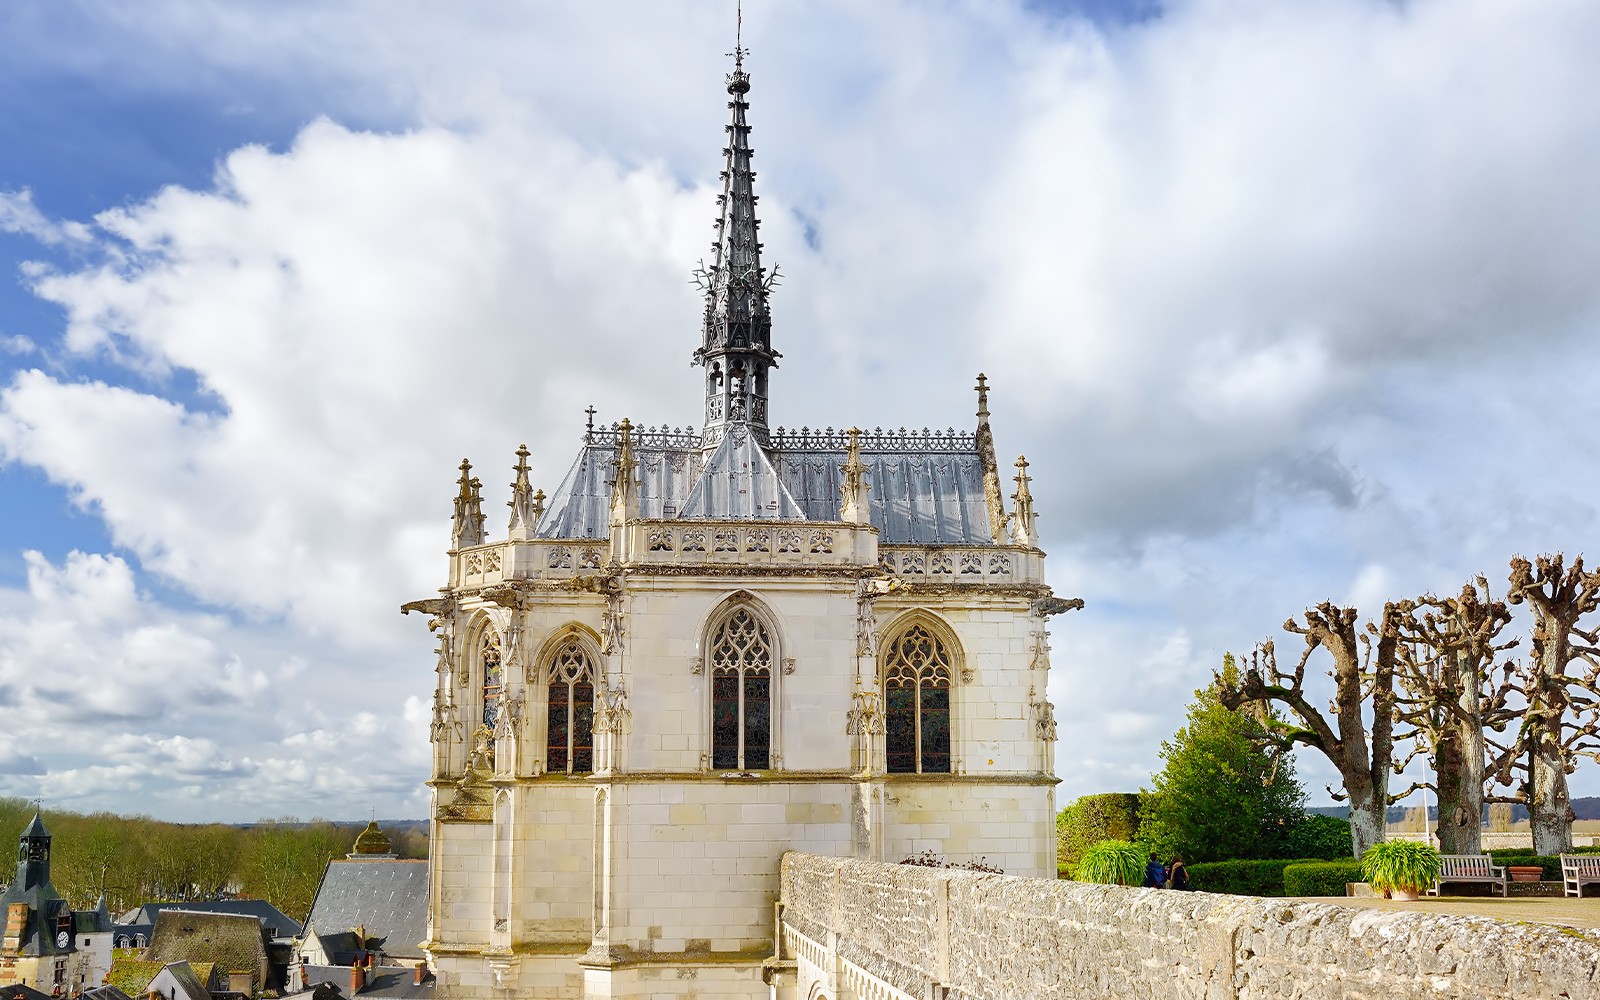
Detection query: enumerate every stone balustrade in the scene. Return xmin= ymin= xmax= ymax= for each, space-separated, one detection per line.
xmin=779 ymin=852 xmax=1600 ymax=1000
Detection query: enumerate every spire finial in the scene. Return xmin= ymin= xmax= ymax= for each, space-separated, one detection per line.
xmin=975 ymin=373 xmax=990 ymax=421
xmin=1011 ymin=455 xmax=1038 ymax=548
xmin=451 ymin=458 xmax=486 ymax=549
xmin=839 ymin=427 xmax=872 ymax=524
xmin=508 ymin=444 xmax=541 ymax=540
xmin=695 ymin=28 xmax=779 ymax=450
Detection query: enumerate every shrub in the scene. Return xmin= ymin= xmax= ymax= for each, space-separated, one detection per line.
xmin=1058 ymin=794 xmax=1142 ymax=868
xmin=1186 ymin=858 xmax=1323 ymax=896
xmin=1361 ymin=841 xmax=1441 ymax=894
xmin=1077 ymin=839 xmax=1146 ymax=886
xmin=1286 ymin=814 xmax=1353 ymax=859
xmin=1488 ymin=851 xmax=1561 ymax=880
xmin=1283 ymin=861 xmax=1363 ymax=896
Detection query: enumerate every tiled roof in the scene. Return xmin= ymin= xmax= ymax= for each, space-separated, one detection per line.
xmin=145 ymin=911 xmax=267 ymax=988
xmin=80 ymin=985 xmax=135 ymax=1000
xmin=304 ymin=861 xmax=428 ymax=959
xmin=104 ymin=959 xmax=164 ymax=994
xmin=299 ymin=965 xmax=434 ymax=999
xmin=0 ymin=984 xmax=54 ymax=1000
xmin=132 ymin=900 xmax=301 ymax=938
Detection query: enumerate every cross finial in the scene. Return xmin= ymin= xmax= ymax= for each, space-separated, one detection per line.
xmin=585 ymin=406 xmax=597 ymax=431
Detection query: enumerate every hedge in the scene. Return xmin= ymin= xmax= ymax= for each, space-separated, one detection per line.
xmin=1057 ymin=793 xmax=1142 ymax=867
xmin=1487 ymin=851 xmax=1563 ymax=880
xmin=1187 ymin=858 xmax=1324 ymax=897
xmin=1283 ymin=860 xmax=1364 ymax=897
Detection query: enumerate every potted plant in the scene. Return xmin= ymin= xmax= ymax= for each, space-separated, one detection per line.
xmin=1076 ymin=839 xmax=1148 ymax=886
xmin=1360 ymin=841 xmax=1441 ymax=901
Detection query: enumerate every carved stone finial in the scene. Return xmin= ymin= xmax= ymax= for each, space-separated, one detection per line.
xmin=508 ymin=444 xmax=540 ymax=540
xmin=975 ymin=373 xmax=990 ymax=421
xmin=974 ymin=375 xmax=1007 ymax=543
xmin=839 ymin=427 xmax=871 ymax=525
xmin=610 ymin=419 xmax=639 ymax=528
xmin=1011 ymin=454 xmax=1038 ymax=548
xmin=451 ymin=458 xmax=487 ymax=550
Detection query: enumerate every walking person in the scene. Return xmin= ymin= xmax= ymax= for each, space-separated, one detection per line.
xmin=1166 ymin=854 xmax=1189 ymax=891
xmin=1143 ymin=852 xmax=1166 ymax=888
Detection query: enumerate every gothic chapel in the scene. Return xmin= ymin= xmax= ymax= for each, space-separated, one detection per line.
xmin=407 ymin=48 xmax=1080 ymax=1000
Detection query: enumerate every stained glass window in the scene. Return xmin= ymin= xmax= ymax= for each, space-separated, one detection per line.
xmin=883 ymin=624 xmax=953 ymax=774
xmin=709 ymin=607 xmax=773 ymax=770
xmin=546 ymin=639 xmax=595 ymax=774
xmin=481 ymin=631 xmax=502 ymax=729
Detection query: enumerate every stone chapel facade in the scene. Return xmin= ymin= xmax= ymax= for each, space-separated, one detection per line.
xmin=408 ymin=50 xmax=1080 ymax=1000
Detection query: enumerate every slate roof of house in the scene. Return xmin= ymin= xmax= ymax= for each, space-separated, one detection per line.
xmin=130 ymin=901 xmax=301 ymax=938
xmin=145 ymin=911 xmax=268 ymax=982
xmin=537 ymin=426 xmax=994 ymax=545
xmin=298 ymin=965 xmax=434 ymax=1000
xmin=150 ymin=961 xmax=211 ymax=1000
xmin=76 ymin=896 xmax=115 ymax=933
xmin=104 ymin=959 xmax=164 ymax=995
xmin=80 ymin=985 xmax=135 ymax=1000
xmin=0 ymin=984 xmax=54 ymax=1000
xmin=304 ymin=860 xmax=428 ymax=960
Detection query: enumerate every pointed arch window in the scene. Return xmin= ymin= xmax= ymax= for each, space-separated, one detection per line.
xmin=710 ymin=607 xmax=773 ymax=770
xmin=884 ymin=624 xmax=952 ymax=774
xmin=480 ymin=631 xmax=502 ymax=729
xmin=546 ymin=639 xmax=595 ymax=774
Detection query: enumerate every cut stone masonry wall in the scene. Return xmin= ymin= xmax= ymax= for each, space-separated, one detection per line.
xmin=780 ymin=852 xmax=1600 ymax=1000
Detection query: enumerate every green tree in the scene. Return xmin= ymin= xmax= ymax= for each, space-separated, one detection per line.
xmin=1139 ymin=656 xmax=1305 ymax=863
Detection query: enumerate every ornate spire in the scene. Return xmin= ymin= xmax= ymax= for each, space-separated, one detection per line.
xmin=839 ymin=427 xmax=871 ymax=524
xmin=692 ymin=44 xmax=780 ymax=450
xmin=451 ymin=459 xmax=486 ymax=549
xmin=1011 ymin=455 xmax=1038 ymax=548
xmin=609 ymin=419 xmax=639 ymax=528
xmin=507 ymin=444 xmax=542 ymax=540
xmin=974 ymin=373 xmax=1008 ymax=543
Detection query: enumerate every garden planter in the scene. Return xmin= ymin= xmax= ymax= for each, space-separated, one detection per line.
xmin=1509 ymin=866 xmax=1543 ymax=883
xmin=1388 ymin=887 xmax=1421 ymax=901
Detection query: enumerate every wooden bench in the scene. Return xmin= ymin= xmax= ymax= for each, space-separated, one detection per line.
xmin=1561 ymin=854 xmax=1600 ymax=897
xmin=1428 ymin=855 xmax=1508 ymax=897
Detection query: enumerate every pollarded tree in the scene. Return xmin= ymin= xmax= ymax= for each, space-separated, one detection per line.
xmin=1390 ymin=579 xmax=1517 ymax=855
xmin=1217 ymin=601 xmax=1410 ymax=858
xmin=1138 ymin=657 xmax=1304 ymax=863
xmin=1492 ymin=554 xmax=1600 ymax=855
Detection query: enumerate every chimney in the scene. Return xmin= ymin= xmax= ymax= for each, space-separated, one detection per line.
xmin=349 ymin=966 xmax=365 ymax=994
xmin=413 ymin=964 xmax=426 ymax=987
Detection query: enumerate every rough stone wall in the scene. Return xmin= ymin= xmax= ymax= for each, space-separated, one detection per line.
xmin=781 ymin=852 xmax=1600 ymax=1000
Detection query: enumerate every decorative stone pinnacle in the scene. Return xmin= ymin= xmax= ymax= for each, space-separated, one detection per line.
xmin=839 ymin=427 xmax=871 ymax=525
xmin=975 ymin=373 xmax=990 ymax=421
xmin=451 ymin=458 xmax=486 ymax=549
xmin=1011 ymin=454 xmax=1037 ymax=548
xmin=508 ymin=444 xmax=540 ymax=539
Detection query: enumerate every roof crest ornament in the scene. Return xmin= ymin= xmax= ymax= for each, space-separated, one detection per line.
xmin=508 ymin=444 xmax=542 ymax=540
xmin=838 ymin=427 xmax=871 ymax=524
xmin=1011 ymin=455 xmax=1038 ymax=548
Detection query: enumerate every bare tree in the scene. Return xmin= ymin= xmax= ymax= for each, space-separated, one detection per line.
xmin=1391 ymin=579 xmax=1517 ymax=855
xmin=1217 ymin=601 xmax=1409 ymax=858
xmin=1493 ymin=554 xmax=1600 ymax=854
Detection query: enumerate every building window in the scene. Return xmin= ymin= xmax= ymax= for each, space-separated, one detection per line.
xmin=481 ymin=630 xmax=503 ymax=729
xmin=884 ymin=624 xmax=953 ymax=774
xmin=709 ymin=607 xmax=773 ymax=770
xmin=546 ymin=639 xmax=595 ymax=774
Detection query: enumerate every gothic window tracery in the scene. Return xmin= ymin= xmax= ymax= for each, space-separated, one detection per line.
xmin=546 ymin=639 xmax=595 ymax=774
xmin=883 ymin=624 xmax=953 ymax=774
xmin=709 ymin=607 xmax=773 ymax=770
xmin=480 ymin=631 xmax=503 ymax=730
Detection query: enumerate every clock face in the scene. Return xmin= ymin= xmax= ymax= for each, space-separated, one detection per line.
xmin=55 ymin=931 xmax=67 ymax=949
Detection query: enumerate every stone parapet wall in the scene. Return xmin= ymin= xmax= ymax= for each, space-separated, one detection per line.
xmin=780 ymin=852 xmax=1600 ymax=1000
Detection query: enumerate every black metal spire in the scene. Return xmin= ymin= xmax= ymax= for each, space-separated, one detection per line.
xmin=693 ymin=39 xmax=780 ymax=449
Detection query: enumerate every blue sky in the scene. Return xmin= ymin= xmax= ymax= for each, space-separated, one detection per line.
xmin=2 ymin=0 xmax=1599 ymax=821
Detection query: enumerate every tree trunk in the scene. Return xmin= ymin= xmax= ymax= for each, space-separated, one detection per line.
xmin=1435 ymin=649 xmax=1485 ymax=855
xmin=1529 ymin=617 xmax=1576 ymax=855
xmin=1345 ymin=782 xmax=1386 ymax=858
xmin=1530 ymin=733 xmax=1574 ymax=856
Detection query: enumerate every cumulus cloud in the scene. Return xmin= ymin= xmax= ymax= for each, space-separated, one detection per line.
xmin=0 ymin=551 xmax=429 ymax=818
xmin=4 ymin=0 xmax=1600 ymax=812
